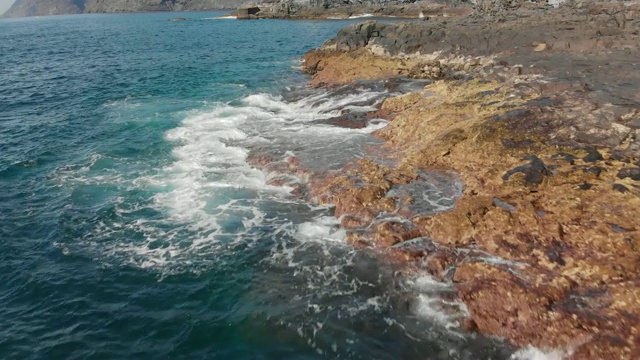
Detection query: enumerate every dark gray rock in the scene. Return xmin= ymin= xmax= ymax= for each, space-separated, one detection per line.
xmin=492 ymin=198 xmax=517 ymax=212
xmin=552 ymin=152 xmax=578 ymax=165
xmin=612 ymin=183 xmax=629 ymax=193
xmin=583 ymin=148 xmax=604 ymax=163
xmin=578 ymin=182 xmax=594 ymax=190
xmin=502 ymin=155 xmax=552 ymax=185
xmin=617 ymin=167 xmax=640 ymax=181
xmin=609 ymin=151 xmax=631 ymax=163
xmin=583 ymin=166 xmax=605 ymax=178
xmin=332 ymin=21 xmax=447 ymax=56
xmin=335 ymin=21 xmax=380 ymax=51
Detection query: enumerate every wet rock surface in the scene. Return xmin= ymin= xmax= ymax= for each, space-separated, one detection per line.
xmin=298 ymin=4 xmax=640 ymax=359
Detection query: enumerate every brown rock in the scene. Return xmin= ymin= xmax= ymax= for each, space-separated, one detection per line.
xmin=372 ymin=221 xmax=422 ymax=247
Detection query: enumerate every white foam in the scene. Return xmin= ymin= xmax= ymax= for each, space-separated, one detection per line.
xmin=57 ymin=86 xmax=392 ymax=274
xmin=349 ymin=13 xmax=374 ymax=19
xmin=362 ymin=119 xmax=388 ymax=133
xmin=242 ymin=90 xmax=385 ymax=123
xmin=205 ymin=15 xmax=237 ymax=19
xmin=158 ymin=106 xmax=271 ymax=226
xmin=547 ymin=0 xmax=565 ymax=8
xmin=409 ymin=275 xmax=468 ymax=331
xmin=55 ymin=101 xmax=294 ymax=273
xmin=511 ymin=346 xmax=572 ymax=360
xmin=414 ymin=294 xmax=455 ymax=327
xmin=295 ymin=216 xmax=346 ymax=243
xmin=290 ymin=58 xmax=305 ymax=71
xmin=413 ymin=274 xmax=452 ymax=292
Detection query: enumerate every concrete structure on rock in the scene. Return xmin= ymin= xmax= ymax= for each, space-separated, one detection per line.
xmin=237 ymin=5 xmax=261 ymax=19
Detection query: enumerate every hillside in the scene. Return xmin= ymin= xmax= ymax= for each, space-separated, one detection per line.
xmin=1 ymin=0 xmax=255 ymax=18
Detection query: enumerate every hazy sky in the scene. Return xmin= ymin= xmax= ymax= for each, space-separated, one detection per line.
xmin=0 ymin=0 xmax=16 ymax=15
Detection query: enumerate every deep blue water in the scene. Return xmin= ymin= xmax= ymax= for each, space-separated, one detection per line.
xmin=0 ymin=12 xmax=515 ymax=359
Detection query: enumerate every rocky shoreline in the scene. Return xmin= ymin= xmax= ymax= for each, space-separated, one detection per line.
xmin=233 ymin=2 xmax=465 ymax=20
xmin=261 ymin=2 xmax=640 ymax=359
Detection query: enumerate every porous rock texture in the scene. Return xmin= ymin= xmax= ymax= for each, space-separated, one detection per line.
xmin=299 ymin=3 xmax=640 ymax=359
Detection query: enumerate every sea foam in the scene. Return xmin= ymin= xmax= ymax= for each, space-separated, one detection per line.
xmin=511 ymin=345 xmax=572 ymax=360
xmin=59 ymin=85 xmax=391 ymax=274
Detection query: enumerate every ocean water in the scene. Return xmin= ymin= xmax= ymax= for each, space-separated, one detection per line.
xmin=0 ymin=12 xmax=519 ymax=359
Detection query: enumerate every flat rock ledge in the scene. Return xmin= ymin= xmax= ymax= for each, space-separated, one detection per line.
xmin=296 ymin=4 xmax=640 ymax=359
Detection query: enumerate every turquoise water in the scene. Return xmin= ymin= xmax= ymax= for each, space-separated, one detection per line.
xmin=0 ymin=12 xmax=513 ymax=359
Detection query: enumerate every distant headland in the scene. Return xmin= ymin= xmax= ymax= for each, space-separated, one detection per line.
xmin=1 ymin=0 xmax=253 ymax=18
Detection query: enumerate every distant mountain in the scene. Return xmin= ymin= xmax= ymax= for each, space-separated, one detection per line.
xmin=3 ymin=0 xmax=81 ymax=17
xmin=1 ymin=0 xmax=256 ymax=18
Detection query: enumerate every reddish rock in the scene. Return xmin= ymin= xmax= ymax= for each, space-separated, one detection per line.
xmin=372 ymin=221 xmax=422 ymax=247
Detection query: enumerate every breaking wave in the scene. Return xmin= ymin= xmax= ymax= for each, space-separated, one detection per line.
xmin=53 ymin=84 xmax=389 ymax=273
xmin=52 ymin=83 xmax=516 ymax=358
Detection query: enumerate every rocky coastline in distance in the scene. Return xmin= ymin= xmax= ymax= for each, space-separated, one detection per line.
xmin=0 ymin=0 xmax=428 ymax=18
xmin=232 ymin=0 xmax=456 ymax=20
xmin=247 ymin=1 xmax=640 ymax=359
xmin=0 ymin=0 xmax=255 ymax=18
